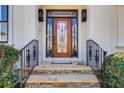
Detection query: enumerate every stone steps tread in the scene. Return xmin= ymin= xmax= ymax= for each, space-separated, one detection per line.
xmin=33 ymin=64 xmax=92 ymax=71
xmin=26 ymin=74 xmax=99 ymax=84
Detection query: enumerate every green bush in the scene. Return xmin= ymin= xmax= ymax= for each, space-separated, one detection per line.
xmin=0 ymin=45 xmax=20 ymax=88
xmin=104 ymin=53 xmax=124 ymax=88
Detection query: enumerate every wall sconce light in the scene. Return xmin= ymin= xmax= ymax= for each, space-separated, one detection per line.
xmin=81 ymin=9 xmax=87 ymax=22
xmin=38 ymin=9 xmax=43 ymax=22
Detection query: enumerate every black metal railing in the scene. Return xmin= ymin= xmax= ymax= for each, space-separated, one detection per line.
xmin=20 ymin=39 xmax=39 ymax=87
xmin=86 ymin=39 xmax=107 ymax=87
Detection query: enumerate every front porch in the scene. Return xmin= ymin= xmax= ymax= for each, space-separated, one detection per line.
xmin=19 ymin=38 xmax=105 ymax=88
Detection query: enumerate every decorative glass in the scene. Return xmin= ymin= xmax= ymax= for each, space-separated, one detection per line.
xmin=57 ymin=20 xmax=67 ymax=53
xmin=46 ymin=18 xmax=53 ymax=57
xmin=47 ymin=11 xmax=77 ymax=17
xmin=72 ymin=18 xmax=78 ymax=57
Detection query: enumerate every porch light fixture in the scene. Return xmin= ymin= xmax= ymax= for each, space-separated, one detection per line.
xmin=81 ymin=9 xmax=87 ymax=22
xmin=38 ymin=9 xmax=43 ymax=22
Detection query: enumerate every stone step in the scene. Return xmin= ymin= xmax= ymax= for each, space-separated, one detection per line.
xmin=32 ymin=64 xmax=93 ymax=74
xmin=25 ymin=73 xmax=100 ymax=88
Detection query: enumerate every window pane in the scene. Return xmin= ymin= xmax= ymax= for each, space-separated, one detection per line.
xmin=0 ymin=22 xmax=7 ymax=41
xmin=47 ymin=18 xmax=53 ymax=57
xmin=0 ymin=5 xmax=8 ymax=21
xmin=72 ymin=18 xmax=78 ymax=57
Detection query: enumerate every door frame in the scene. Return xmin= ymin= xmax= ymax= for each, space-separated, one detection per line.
xmin=46 ymin=9 xmax=79 ymax=58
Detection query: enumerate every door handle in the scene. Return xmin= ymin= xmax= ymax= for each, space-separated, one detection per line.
xmin=53 ymin=36 xmax=55 ymax=46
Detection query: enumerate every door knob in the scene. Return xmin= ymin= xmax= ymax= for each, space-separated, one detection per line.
xmin=53 ymin=36 xmax=55 ymax=46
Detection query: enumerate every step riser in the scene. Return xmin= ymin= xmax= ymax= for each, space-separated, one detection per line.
xmin=32 ymin=70 xmax=93 ymax=74
xmin=26 ymin=83 xmax=100 ymax=88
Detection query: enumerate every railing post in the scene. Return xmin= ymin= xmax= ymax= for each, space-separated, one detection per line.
xmin=20 ymin=50 xmax=23 ymax=88
xmin=86 ymin=40 xmax=88 ymax=66
xmin=95 ymin=49 xmax=99 ymax=68
xmin=37 ymin=41 xmax=39 ymax=66
xmin=33 ymin=46 xmax=36 ymax=61
xmin=26 ymin=49 xmax=30 ymax=67
xmin=102 ymin=51 xmax=107 ymax=88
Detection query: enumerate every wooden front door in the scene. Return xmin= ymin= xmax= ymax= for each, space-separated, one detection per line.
xmin=53 ymin=18 xmax=72 ymax=57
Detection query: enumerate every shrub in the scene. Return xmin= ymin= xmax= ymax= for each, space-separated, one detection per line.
xmin=104 ymin=53 xmax=124 ymax=88
xmin=0 ymin=45 xmax=20 ymax=88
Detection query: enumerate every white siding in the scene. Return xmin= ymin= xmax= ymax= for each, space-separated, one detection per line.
xmin=13 ymin=6 xmax=24 ymax=49
xmin=117 ymin=6 xmax=124 ymax=47
xmin=88 ymin=5 xmax=118 ymax=54
xmin=88 ymin=5 xmax=124 ymax=54
xmin=12 ymin=5 xmax=37 ymax=49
